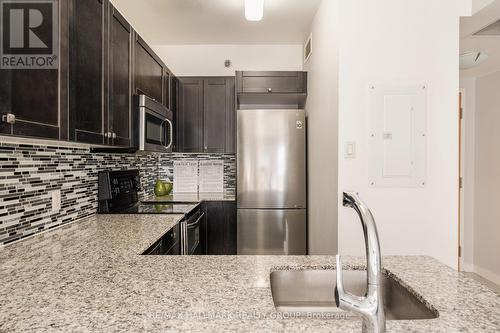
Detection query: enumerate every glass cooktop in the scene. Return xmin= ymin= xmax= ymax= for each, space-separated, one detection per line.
xmin=120 ymin=203 xmax=198 ymax=214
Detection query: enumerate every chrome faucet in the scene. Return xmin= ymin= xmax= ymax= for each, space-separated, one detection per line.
xmin=335 ymin=192 xmax=385 ymax=333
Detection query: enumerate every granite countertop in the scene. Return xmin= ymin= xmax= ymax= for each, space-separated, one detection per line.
xmin=142 ymin=192 xmax=236 ymax=203
xmin=1 ymin=215 xmax=499 ymax=332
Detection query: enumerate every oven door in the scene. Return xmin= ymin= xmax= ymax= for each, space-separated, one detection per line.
xmin=182 ymin=211 xmax=204 ymax=255
xmin=139 ymin=107 xmax=173 ymax=152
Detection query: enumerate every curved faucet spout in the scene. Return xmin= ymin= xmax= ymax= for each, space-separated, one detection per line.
xmin=335 ymin=192 xmax=386 ymax=333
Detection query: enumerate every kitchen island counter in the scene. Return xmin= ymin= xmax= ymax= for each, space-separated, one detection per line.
xmin=1 ymin=214 xmax=499 ymax=332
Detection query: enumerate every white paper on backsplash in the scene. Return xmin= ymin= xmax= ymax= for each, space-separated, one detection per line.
xmin=173 ymin=160 xmax=199 ymax=193
xmin=199 ymin=160 xmax=224 ymax=193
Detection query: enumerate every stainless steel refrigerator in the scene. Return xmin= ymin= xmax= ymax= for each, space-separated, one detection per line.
xmin=237 ymin=109 xmax=307 ymax=255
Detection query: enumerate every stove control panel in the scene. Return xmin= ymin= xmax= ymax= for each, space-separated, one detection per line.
xmin=98 ymin=169 xmax=141 ymax=213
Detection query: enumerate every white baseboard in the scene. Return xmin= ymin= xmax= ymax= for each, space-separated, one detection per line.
xmin=473 ymin=265 xmax=500 ymax=286
xmin=461 ymin=262 xmax=474 ymax=272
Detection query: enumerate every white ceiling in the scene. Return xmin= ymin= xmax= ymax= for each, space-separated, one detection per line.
xmin=461 ymin=0 xmax=500 ymax=77
xmin=111 ymin=0 xmax=322 ymax=45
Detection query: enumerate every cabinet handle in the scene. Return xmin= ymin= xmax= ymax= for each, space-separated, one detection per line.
xmin=267 ymin=88 xmax=272 ymax=93
xmin=204 ymin=146 xmax=208 ymax=151
xmin=1 ymin=113 xmax=15 ymax=124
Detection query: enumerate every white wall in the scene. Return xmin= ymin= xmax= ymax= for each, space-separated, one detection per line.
xmin=459 ymin=77 xmax=476 ymax=272
xmin=153 ymin=45 xmax=303 ymax=76
xmin=304 ymin=0 xmax=339 ymax=255
xmin=473 ymin=71 xmax=500 ymax=285
xmin=338 ymin=0 xmax=462 ymax=269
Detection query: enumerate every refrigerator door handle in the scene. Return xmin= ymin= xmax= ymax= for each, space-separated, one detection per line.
xmin=284 ymin=218 xmax=289 ymax=255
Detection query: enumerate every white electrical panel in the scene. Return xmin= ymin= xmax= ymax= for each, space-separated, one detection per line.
xmin=368 ymin=85 xmax=427 ymax=188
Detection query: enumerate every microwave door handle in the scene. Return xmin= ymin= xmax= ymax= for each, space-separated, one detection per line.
xmin=159 ymin=120 xmax=165 ymax=146
xmin=164 ymin=118 xmax=173 ymax=150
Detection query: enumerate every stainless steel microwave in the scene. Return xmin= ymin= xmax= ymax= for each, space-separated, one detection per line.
xmin=135 ymin=94 xmax=173 ymax=153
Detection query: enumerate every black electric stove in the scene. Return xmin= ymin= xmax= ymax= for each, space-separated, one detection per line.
xmin=98 ymin=170 xmax=204 ymax=255
xmin=97 ymin=169 xmax=198 ymax=215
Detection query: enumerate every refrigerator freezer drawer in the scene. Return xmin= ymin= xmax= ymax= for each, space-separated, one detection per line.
xmin=237 ymin=209 xmax=307 ymax=255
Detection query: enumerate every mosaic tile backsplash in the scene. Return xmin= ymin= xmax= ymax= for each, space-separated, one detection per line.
xmin=0 ymin=141 xmax=236 ymax=245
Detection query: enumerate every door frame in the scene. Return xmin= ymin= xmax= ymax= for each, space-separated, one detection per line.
xmin=458 ymin=91 xmax=463 ymax=271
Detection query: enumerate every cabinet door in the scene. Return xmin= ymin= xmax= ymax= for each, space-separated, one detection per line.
xmin=203 ymin=78 xmax=235 ymax=153
xmin=161 ymin=223 xmax=180 ymax=254
xmin=236 ymin=71 xmax=307 ymax=94
xmin=204 ymin=202 xmax=225 ymax=255
xmin=163 ymin=69 xmax=171 ymax=109
xmin=225 ymin=77 xmax=236 ymax=153
xmin=171 ymin=76 xmax=179 ymax=151
xmin=144 ymin=239 xmax=162 ymax=255
xmin=0 ymin=69 xmax=59 ymax=139
xmin=165 ymin=241 xmax=181 ymax=255
xmin=69 ymin=0 xmax=105 ymax=144
xmin=223 ymin=201 xmax=237 ymax=255
xmin=178 ymin=78 xmax=204 ymax=152
xmin=108 ymin=6 xmax=132 ymax=146
xmin=134 ymin=34 xmax=163 ymax=102
xmin=0 ymin=0 xmax=61 ymax=141
xmin=204 ymin=201 xmax=237 ymax=255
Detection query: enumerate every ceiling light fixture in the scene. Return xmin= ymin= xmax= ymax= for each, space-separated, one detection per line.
xmin=245 ymin=0 xmax=264 ymax=21
xmin=460 ymin=51 xmax=489 ymax=69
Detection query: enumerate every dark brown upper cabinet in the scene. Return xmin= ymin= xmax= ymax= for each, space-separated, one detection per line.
xmin=108 ymin=5 xmax=132 ymax=147
xmin=203 ymin=77 xmax=235 ymax=153
xmin=236 ymin=71 xmax=307 ymax=94
xmin=177 ymin=78 xmax=204 ymax=153
xmin=176 ymin=77 xmax=235 ymax=154
xmin=0 ymin=68 xmax=60 ymax=140
xmin=0 ymin=0 xmax=172 ymax=146
xmin=236 ymin=71 xmax=307 ymax=109
xmin=69 ymin=0 xmax=105 ymax=144
xmin=0 ymin=0 xmax=66 ymax=140
xmin=163 ymin=69 xmax=171 ymax=110
xmin=171 ymin=75 xmax=179 ymax=151
xmin=133 ymin=34 xmax=164 ymax=104
xmin=70 ymin=1 xmax=172 ymax=147
xmin=69 ymin=0 xmax=134 ymax=146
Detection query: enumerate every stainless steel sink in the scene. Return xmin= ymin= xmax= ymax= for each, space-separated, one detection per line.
xmin=270 ymin=270 xmax=438 ymax=320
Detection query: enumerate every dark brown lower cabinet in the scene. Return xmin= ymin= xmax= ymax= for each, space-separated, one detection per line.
xmin=143 ymin=223 xmax=181 ymax=255
xmin=202 ymin=201 xmax=237 ymax=255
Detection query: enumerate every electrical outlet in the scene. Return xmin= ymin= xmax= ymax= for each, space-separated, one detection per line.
xmin=51 ymin=190 xmax=61 ymax=213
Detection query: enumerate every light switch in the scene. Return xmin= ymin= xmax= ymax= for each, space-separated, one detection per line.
xmin=345 ymin=142 xmax=356 ymax=159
